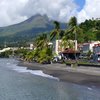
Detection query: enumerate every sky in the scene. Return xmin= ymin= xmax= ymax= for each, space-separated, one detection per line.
xmin=0 ymin=0 xmax=100 ymax=27
xmin=74 ymin=0 xmax=85 ymax=11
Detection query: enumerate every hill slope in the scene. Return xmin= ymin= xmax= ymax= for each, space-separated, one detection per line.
xmin=0 ymin=14 xmax=66 ymax=45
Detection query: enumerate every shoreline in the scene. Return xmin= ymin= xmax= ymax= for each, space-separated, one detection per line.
xmin=18 ymin=61 xmax=100 ymax=88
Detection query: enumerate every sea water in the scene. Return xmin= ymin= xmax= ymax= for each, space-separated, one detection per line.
xmin=0 ymin=58 xmax=100 ymax=100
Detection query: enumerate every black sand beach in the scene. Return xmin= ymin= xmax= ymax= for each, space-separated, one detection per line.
xmin=18 ymin=61 xmax=100 ymax=87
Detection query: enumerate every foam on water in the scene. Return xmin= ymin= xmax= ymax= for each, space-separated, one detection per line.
xmin=7 ymin=62 xmax=59 ymax=81
xmin=14 ymin=67 xmax=59 ymax=80
xmin=88 ymin=87 xmax=92 ymax=90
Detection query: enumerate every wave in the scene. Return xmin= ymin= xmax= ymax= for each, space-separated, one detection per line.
xmin=10 ymin=65 xmax=59 ymax=81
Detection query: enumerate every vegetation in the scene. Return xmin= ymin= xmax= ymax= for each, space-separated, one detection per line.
xmin=22 ymin=33 xmax=53 ymax=63
xmin=0 ymin=16 xmax=99 ymax=47
xmin=22 ymin=17 xmax=83 ymax=63
xmin=79 ymin=19 xmax=100 ymax=42
xmin=50 ymin=21 xmax=64 ymax=40
xmin=0 ymin=16 xmax=100 ymax=64
xmin=0 ymin=14 xmax=66 ymax=46
xmin=61 ymin=17 xmax=83 ymax=49
xmin=0 ymin=50 xmax=12 ymax=58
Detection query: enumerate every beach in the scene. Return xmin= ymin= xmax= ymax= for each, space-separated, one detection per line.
xmin=18 ymin=61 xmax=100 ymax=87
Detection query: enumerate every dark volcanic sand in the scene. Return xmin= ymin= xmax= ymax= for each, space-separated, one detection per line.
xmin=18 ymin=61 xmax=100 ymax=88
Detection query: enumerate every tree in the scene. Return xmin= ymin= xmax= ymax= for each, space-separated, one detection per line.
xmin=84 ymin=29 xmax=96 ymax=42
xmin=95 ymin=20 xmax=100 ymax=40
xmin=35 ymin=33 xmax=49 ymax=49
xmin=27 ymin=33 xmax=53 ymax=63
xmin=79 ymin=19 xmax=100 ymax=42
xmin=38 ymin=47 xmax=53 ymax=63
xmin=61 ymin=17 xmax=84 ymax=62
xmin=25 ymin=51 xmax=36 ymax=62
xmin=61 ymin=34 xmax=74 ymax=49
xmin=66 ymin=16 xmax=84 ymax=43
xmin=50 ymin=21 xmax=64 ymax=40
xmin=96 ymin=31 xmax=100 ymax=40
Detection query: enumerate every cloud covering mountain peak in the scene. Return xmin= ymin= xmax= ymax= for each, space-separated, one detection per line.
xmin=0 ymin=0 xmax=99 ymax=27
xmin=0 ymin=0 xmax=78 ymax=26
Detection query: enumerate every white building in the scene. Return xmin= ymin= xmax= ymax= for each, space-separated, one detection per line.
xmin=93 ymin=43 xmax=100 ymax=54
xmin=30 ymin=44 xmax=34 ymax=50
xmin=92 ymin=43 xmax=100 ymax=62
xmin=54 ymin=39 xmax=77 ymax=55
xmin=82 ymin=41 xmax=100 ymax=53
xmin=54 ymin=40 xmax=63 ymax=55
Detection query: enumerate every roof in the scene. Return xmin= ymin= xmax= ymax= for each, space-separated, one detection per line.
xmin=62 ymin=48 xmax=80 ymax=54
xmin=93 ymin=43 xmax=100 ymax=47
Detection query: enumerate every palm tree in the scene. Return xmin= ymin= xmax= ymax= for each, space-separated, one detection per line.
xmin=25 ymin=51 xmax=34 ymax=62
xmin=61 ymin=17 xmax=77 ymax=51
xmin=66 ymin=17 xmax=84 ymax=43
xmin=50 ymin=21 xmax=64 ymax=40
xmin=33 ymin=33 xmax=53 ymax=63
xmin=63 ymin=17 xmax=83 ymax=63
xmin=35 ymin=33 xmax=49 ymax=49
xmin=61 ymin=35 xmax=74 ymax=49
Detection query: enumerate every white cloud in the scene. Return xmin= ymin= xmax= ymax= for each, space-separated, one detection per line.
xmin=77 ymin=0 xmax=100 ymax=23
xmin=0 ymin=0 xmax=28 ymax=26
xmin=22 ymin=0 xmax=78 ymax=22
xmin=0 ymin=0 xmax=78 ymax=27
xmin=0 ymin=0 xmax=100 ymax=27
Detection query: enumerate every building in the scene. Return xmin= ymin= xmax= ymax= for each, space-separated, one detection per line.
xmin=93 ymin=43 xmax=100 ymax=54
xmin=82 ymin=41 xmax=100 ymax=54
xmin=54 ymin=39 xmax=77 ymax=55
xmin=54 ymin=40 xmax=63 ymax=55
xmin=93 ymin=43 xmax=100 ymax=62
xmin=30 ymin=44 xmax=34 ymax=50
xmin=53 ymin=39 xmax=79 ymax=60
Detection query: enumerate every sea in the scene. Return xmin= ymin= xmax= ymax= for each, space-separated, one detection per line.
xmin=0 ymin=58 xmax=100 ymax=100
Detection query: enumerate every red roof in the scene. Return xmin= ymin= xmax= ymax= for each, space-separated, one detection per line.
xmin=62 ymin=49 xmax=80 ymax=54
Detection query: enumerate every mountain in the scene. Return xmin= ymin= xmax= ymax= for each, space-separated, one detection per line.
xmin=0 ymin=14 xmax=66 ymax=45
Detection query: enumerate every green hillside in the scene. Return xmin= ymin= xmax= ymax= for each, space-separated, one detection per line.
xmin=0 ymin=14 xmax=51 ymax=37
xmin=79 ymin=18 xmax=100 ymax=42
xmin=0 ymin=14 xmax=66 ymax=46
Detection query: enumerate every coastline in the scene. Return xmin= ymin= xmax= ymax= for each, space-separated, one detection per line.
xmin=18 ymin=61 xmax=100 ymax=88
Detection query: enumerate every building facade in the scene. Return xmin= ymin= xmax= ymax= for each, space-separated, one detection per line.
xmin=54 ymin=39 xmax=78 ymax=55
xmin=93 ymin=43 xmax=100 ymax=54
xmin=82 ymin=41 xmax=100 ymax=54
